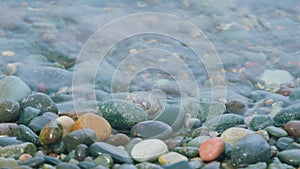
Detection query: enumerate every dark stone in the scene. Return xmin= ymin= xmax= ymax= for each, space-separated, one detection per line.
xmin=162 ymin=160 xmax=193 ymax=169
xmin=250 ymin=115 xmax=274 ymax=131
xmin=89 ymin=142 xmax=133 ymax=164
xmin=130 ymin=120 xmax=173 ymax=139
xmin=0 ymin=137 xmax=22 ymax=146
xmin=78 ymin=161 xmax=95 ymax=169
xmin=172 ymin=147 xmax=199 ymax=158
xmin=16 ymin=125 xmax=40 ymax=145
xmin=39 ymin=120 xmax=63 ymax=145
xmin=28 ymin=112 xmax=59 ymax=133
xmin=136 ymin=162 xmax=164 ymax=169
xmin=278 ymin=149 xmax=300 ymax=166
xmin=63 ymin=129 xmax=96 ymax=152
xmin=118 ymin=164 xmax=137 ymax=169
xmin=273 ymin=103 xmax=300 ymax=126
xmin=204 ymin=113 xmax=245 ymax=132
xmin=75 ymin=144 xmax=89 ymax=161
xmin=201 ymin=162 xmax=221 ymax=169
xmin=20 ymin=157 xmax=45 ymax=168
xmin=19 ymin=107 xmax=41 ymax=125
xmin=44 ymin=155 xmax=62 ymax=165
xmin=20 ymin=93 xmax=58 ymax=114
xmin=0 ymin=100 xmax=20 ymax=122
xmin=56 ymin=162 xmax=81 ymax=169
xmin=231 ymin=134 xmax=271 ymax=167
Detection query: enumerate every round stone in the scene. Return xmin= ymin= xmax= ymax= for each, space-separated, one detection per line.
xmin=55 ymin=115 xmax=75 ymax=137
xmin=231 ymin=134 xmax=271 ymax=167
xmin=0 ymin=100 xmax=20 ymax=122
xmin=131 ymin=139 xmax=168 ymax=162
xmin=75 ymin=144 xmax=89 ymax=161
xmin=265 ymin=126 xmax=288 ymax=138
xmin=273 ymin=103 xmax=300 ymax=126
xmin=98 ymin=99 xmax=147 ymax=131
xmin=158 ymin=152 xmax=188 ymax=165
xmin=130 ymin=120 xmax=173 ymax=139
xmin=277 ymin=149 xmax=300 ymax=166
xmin=199 ymin=137 xmax=225 ymax=161
xmin=284 ymin=120 xmax=300 ymax=137
xmin=105 ymin=133 xmax=130 ymax=147
xmin=20 ymin=93 xmax=58 ymax=114
xmin=221 ymin=127 xmax=254 ymax=147
xmin=0 ymin=76 xmax=31 ymax=102
xmin=72 ymin=112 xmax=111 ymax=141
xmin=39 ymin=120 xmax=63 ymax=145
xmin=63 ymin=129 xmax=96 ymax=152
xmin=250 ymin=115 xmax=274 ymax=131
xmin=19 ymin=154 xmax=33 ymax=162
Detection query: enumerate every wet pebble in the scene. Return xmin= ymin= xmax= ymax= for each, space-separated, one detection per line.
xmin=93 ymin=153 xmax=114 ymax=168
xmin=131 ymin=139 xmax=168 ymax=162
xmin=186 ymin=136 xmax=210 ymax=148
xmin=98 ymin=99 xmax=147 ymax=131
xmin=172 ymin=146 xmax=199 ymax=158
xmin=0 ymin=76 xmax=31 ymax=102
xmin=118 ymin=164 xmax=137 ymax=169
xmin=273 ymin=103 xmax=300 ymax=126
xmin=20 ymin=92 xmax=58 ymax=114
xmin=135 ymin=162 xmax=163 ymax=169
xmin=277 ymin=149 xmax=300 ymax=166
xmin=284 ymin=120 xmax=300 ymax=137
xmin=55 ymin=115 xmax=75 ymax=137
xmin=16 ymin=124 xmax=40 ymax=145
xmin=28 ymin=112 xmax=59 ymax=133
xmin=0 ymin=142 xmax=37 ymax=158
xmin=20 ymin=156 xmax=45 ymax=168
xmin=75 ymin=144 xmax=89 ymax=161
xmin=105 ymin=133 xmax=130 ymax=147
xmin=250 ymin=115 xmax=274 ymax=131
xmin=265 ymin=126 xmax=288 ymax=138
xmin=0 ymin=136 xmax=22 ymax=146
xmin=19 ymin=153 xmax=32 ymax=162
xmin=39 ymin=120 xmax=63 ymax=145
xmin=77 ymin=161 xmax=95 ymax=169
xmin=204 ymin=113 xmax=245 ymax=132
xmin=89 ymin=142 xmax=133 ymax=164
xmin=63 ymin=129 xmax=96 ymax=152
xmin=56 ymin=162 xmax=81 ymax=169
xmin=0 ymin=157 xmax=19 ymax=168
xmin=44 ymin=156 xmax=62 ymax=165
xmin=0 ymin=123 xmax=18 ymax=136
xmin=0 ymin=100 xmax=20 ymax=122
xmin=19 ymin=107 xmax=41 ymax=125
xmin=202 ymin=161 xmax=221 ymax=169
xmin=231 ymin=134 xmax=271 ymax=167
xmin=199 ymin=137 xmax=225 ymax=161
xmin=158 ymin=152 xmax=188 ymax=165
xmin=72 ymin=112 xmax=111 ymax=141
xmin=130 ymin=120 xmax=172 ymax=139
xmin=221 ymin=127 xmax=254 ymax=147
xmin=276 ymin=137 xmax=294 ymax=151
xmin=162 ymin=160 xmax=193 ymax=169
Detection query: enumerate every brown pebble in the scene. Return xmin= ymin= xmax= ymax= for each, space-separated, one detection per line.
xmin=55 ymin=116 xmax=75 ymax=137
xmin=19 ymin=153 xmax=32 ymax=162
xmin=284 ymin=120 xmax=300 ymax=137
xmin=199 ymin=137 xmax=225 ymax=161
xmin=105 ymin=133 xmax=130 ymax=146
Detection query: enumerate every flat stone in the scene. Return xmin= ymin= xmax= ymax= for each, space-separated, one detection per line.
xmin=199 ymin=137 xmax=225 ymax=161
xmin=130 ymin=120 xmax=173 ymax=139
xmin=273 ymin=103 xmax=300 ymax=126
xmin=63 ymin=129 xmax=96 ymax=152
xmin=20 ymin=93 xmax=58 ymax=114
xmin=98 ymin=99 xmax=147 ymax=131
xmin=136 ymin=162 xmax=164 ymax=169
xmin=277 ymin=149 xmax=300 ymax=166
xmin=28 ymin=112 xmax=59 ymax=133
xmin=284 ymin=120 xmax=300 ymax=137
xmin=77 ymin=162 xmax=95 ymax=169
xmin=197 ymin=102 xmax=226 ymax=123
xmin=118 ymin=164 xmax=137 ymax=169
xmin=94 ymin=153 xmax=114 ymax=168
xmin=265 ymin=126 xmax=288 ymax=138
xmin=20 ymin=156 xmax=45 ymax=168
xmin=56 ymin=162 xmax=80 ymax=169
xmin=204 ymin=113 xmax=245 ymax=132
xmin=231 ymin=134 xmax=271 ymax=167
xmin=0 ymin=137 xmax=22 ymax=146
xmin=172 ymin=147 xmax=199 ymax=158
xmin=89 ymin=142 xmax=133 ymax=164
xmin=72 ymin=112 xmax=111 ymax=141
xmin=131 ymin=139 xmax=168 ymax=162
xmin=158 ymin=152 xmax=188 ymax=165
xmin=0 ymin=100 xmax=20 ymax=122
xmin=201 ymin=162 xmax=221 ymax=169
xmin=258 ymin=69 xmax=294 ymax=87
xmin=0 ymin=76 xmax=31 ymax=102
xmin=221 ymin=127 xmax=254 ymax=147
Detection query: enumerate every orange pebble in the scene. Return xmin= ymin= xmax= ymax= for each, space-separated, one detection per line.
xmin=199 ymin=137 xmax=225 ymax=161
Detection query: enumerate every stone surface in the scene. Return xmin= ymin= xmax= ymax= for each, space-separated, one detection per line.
xmin=72 ymin=112 xmax=111 ymax=141
xmin=28 ymin=112 xmax=59 ymax=133
xmin=19 ymin=107 xmax=41 ymax=125
xmin=0 ymin=76 xmax=31 ymax=102
xmin=93 ymin=153 xmax=114 ymax=168
xmin=273 ymin=103 xmax=300 ymax=126
xmin=20 ymin=93 xmax=58 ymax=114
xmin=187 ymin=136 xmax=210 ymax=148
xmin=98 ymin=99 xmax=147 ymax=131
xmin=0 ymin=123 xmax=18 ymax=136
xmin=0 ymin=142 xmax=37 ymax=158
xmin=265 ymin=126 xmax=288 ymax=138
xmin=63 ymin=129 xmax=96 ymax=152
xmin=172 ymin=147 xmax=199 ymax=158
xmin=130 ymin=120 xmax=172 ymax=139
xmin=0 ymin=136 xmax=22 ymax=146
xmin=39 ymin=120 xmax=63 ymax=145
xmin=284 ymin=120 xmax=300 ymax=137
xmin=89 ymin=142 xmax=133 ymax=164
xmin=0 ymin=157 xmax=19 ymax=168
xmin=221 ymin=127 xmax=254 ymax=147
xmin=55 ymin=115 xmax=75 ymax=137
xmin=231 ymin=134 xmax=271 ymax=167
xmin=20 ymin=156 xmax=45 ymax=168
xmin=56 ymin=162 xmax=81 ymax=169
xmin=16 ymin=124 xmax=40 ymax=145
xmin=199 ymin=137 xmax=226 ymax=161
xmin=162 ymin=160 xmax=193 ymax=169
xmin=158 ymin=152 xmax=188 ymax=165
xmin=136 ymin=162 xmax=164 ymax=169
xmin=250 ymin=115 xmax=274 ymax=131
xmin=277 ymin=149 xmax=300 ymax=166
xmin=75 ymin=144 xmax=89 ymax=161
xmin=105 ymin=133 xmax=130 ymax=147
xmin=0 ymin=100 xmax=20 ymax=122
xmin=131 ymin=139 xmax=168 ymax=162
xmin=204 ymin=113 xmax=245 ymax=132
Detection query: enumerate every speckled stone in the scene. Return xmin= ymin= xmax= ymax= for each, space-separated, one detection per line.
xmin=20 ymin=93 xmax=58 ymax=114
xmin=273 ymin=103 xmax=300 ymax=126
xmin=172 ymin=147 xmax=199 ymax=158
xmin=0 ymin=100 xmax=20 ymax=122
xmin=158 ymin=152 xmax=188 ymax=165
xmin=16 ymin=124 xmax=40 ymax=145
xmin=250 ymin=115 xmax=274 ymax=131
xmin=204 ymin=114 xmax=245 ymax=132
xmin=131 ymin=139 xmax=168 ymax=162
xmin=221 ymin=127 xmax=254 ymax=147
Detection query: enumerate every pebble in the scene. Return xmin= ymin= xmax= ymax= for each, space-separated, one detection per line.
xmin=44 ymin=156 xmax=62 ymax=165
xmin=18 ymin=107 xmax=41 ymax=125
xmin=273 ymin=103 xmax=300 ymax=126
xmin=162 ymin=160 xmax=193 ymax=169
xmin=75 ymin=144 xmax=89 ymax=161
xmin=56 ymin=162 xmax=81 ymax=169
xmin=105 ymin=133 xmax=130 ymax=147
xmin=225 ymin=100 xmax=247 ymax=115
xmin=19 ymin=156 xmax=45 ymax=168
xmin=20 ymin=92 xmax=58 ymax=114
xmin=199 ymin=137 xmax=226 ymax=161
xmin=28 ymin=112 xmax=59 ymax=133
xmin=231 ymin=134 xmax=271 ymax=167
xmin=16 ymin=124 xmax=40 ymax=145
xmin=204 ymin=113 xmax=245 ymax=132
xmin=198 ymin=102 xmax=226 ymax=123
xmin=0 ymin=123 xmax=18 ymax=136
xmin=158 ymin=152 xmax=188 ymax=165
xmin=0 ymin=157 xmax=19 ymax=168
xmin=130 ymin=120 xmax=172 ymax=139
xmin=125 ymin=138 xmax=142 ymax=153
xmin=89 ymin=142 xmax=133 ymax=164
xmin=63 ymin=129 xmax=96 ymax=152
xmin=276 ymin=137 xmax=294 ymax=151
xmin=55 ymin=115 xmax=75 ymax=137
xmin=0 ymin=100 xmax=20 ymax=122
xmin=289 ymin=90 xmax=300 ymax=102
xmin=277 ymin=149 xmax=300 ymax=166
xmin=77 ymin=161 xmax=95 ymax=169
xmin=131 ymin=139 xmax=168 ymax=162
xmin=265 ymin=126 xmax=288 ymax=138
xmin=244 ymin=162 xmax=267 ymax=169
xmin=93 ymin=153 xmax=114 ymax=168
xmin=0 ymin=76 xmax=31 ymax=102
xmin=0 ymin=137 xmax=22 ymax=146
xmin=284 ymin=120 xmax=300 ymax=137
xmin=172 ymin=146 xmax=199 ymax=158
xmin=98 ymin=99 xmax=147 ymax=131
xmin=72 ymin=112 xmax=111 ymax=141
xmin=202 ymin=162 xmax=221 ymax=169
xmin=0 ymin=142 xmax=37 ymax=158
xmin=39 ymin=120 xmax=63 ymax=145
xmin=135 ymin=162 xmax=164 ymax=169
xmin=221 ymin=127 xmax=254 ymax=146
xmin=186 ymin=136 xmax=210 ymax=148
xmin=118 ymin=164 xmax=137 ymax=169
xmin=250 ymin=115 xmax=274 ymax=131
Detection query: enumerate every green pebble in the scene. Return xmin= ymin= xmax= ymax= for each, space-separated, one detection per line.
xmin=136 ymin=162 xmax=164 ymax=169
xmin=186 ymin=136 xmax=210 ymax=148
xmin=265 ymin=126 xmax=288 ymax=138
xmin=250 ymin=115 xmax=274 ymax=131
xmin=277 ymin=149 xmax=300 ymax=166
xmin=204 ymin=113 xmax=245 ymax=132
xmin=273 ymin=103 xmax=300 ymax=126
xmin=245 ymin=162 xmax=267 ymax=169
xmin=172 ymin=147 xmax=199 ymax=158
xmin=94 ymin=153 xmax=114 ymax=168
xmin=19 ymin=107 xmax=41 ymax=125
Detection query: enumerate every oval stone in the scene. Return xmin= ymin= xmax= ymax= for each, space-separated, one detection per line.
xmin=16 ymin=125 xmax=40 ymax=145
xmin=130 ymin=120 xmax=172 ymax=139
xmin=72 ymin=112 xmax=111 ymax=141
xmin=204 ymin=114 xmax=245 ymax=132
xmin=131 ymin=139 xmax=168 ymax=162
xmin=273 ymin=103 xmax=300 ymax=126
xmin=55 ymin=115 xmax=75 ymax=137
xmin=63 ymin=129 xmax=96 ymax=152
xmin=0 ymin=123 xmax=18 ymax=136
xmin=277 ymin=149 xmax=300 ymax=166
xmin=19 ymin=107 xmax=41 ymax=125
xmin=231 ymin=134 xmax=271 ymax=167
xmin=39 ymin=120 xmax=63 ymax=145
xmin=158 ymin=152 xmax=188 ymax=165
xmin=199 ymin=137 xmax=225 ymax=161
xmin=221 ymin=127 xmax=254 ymax=147
xmin=28 ymin=112 xmax=59 ymax=133
xmin=265 ymin=126 xmax=288 ymax=138
xmin=0 ymin=100 xmax=20 ymax=122
xmin=0 ymin=76 xmax=31 ymax=102
xmin=20 ymin=93 xmax=58 ymax=114
xmin=98 ymin=99 xmax=147 ymax=131
xmin=284 ymin=120 xmax=300 ymax=137
xmin=250 ymin=115 xmax=274 ymax=131
xmin=105 ymin=133 xmax=130 ymax=147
